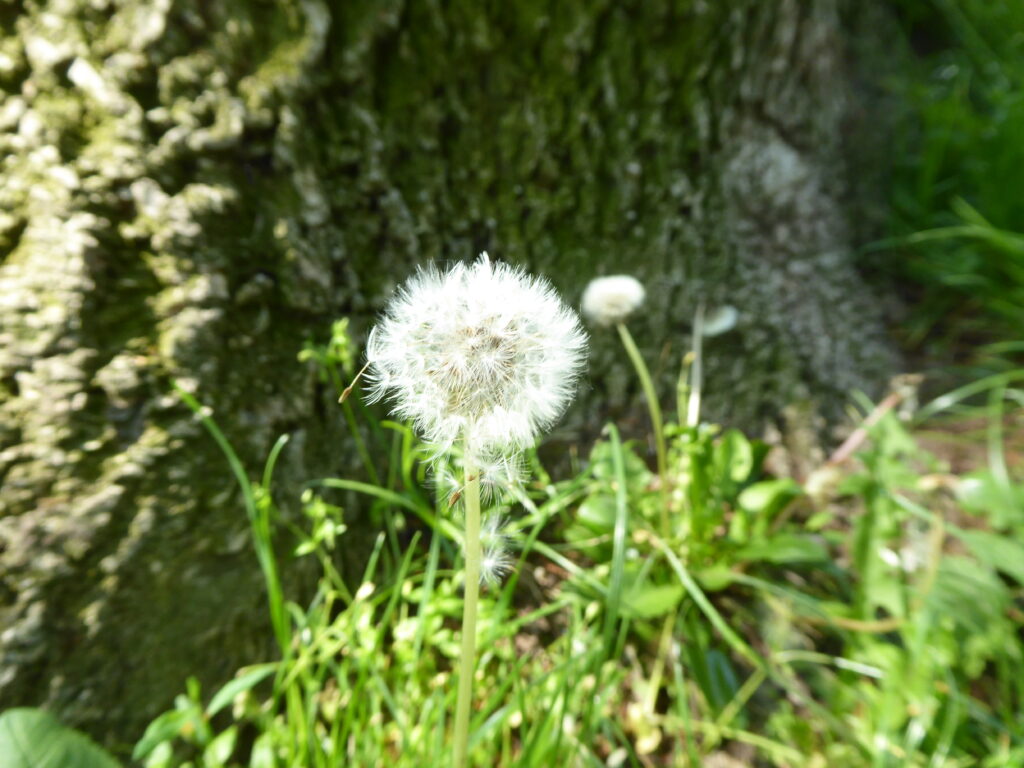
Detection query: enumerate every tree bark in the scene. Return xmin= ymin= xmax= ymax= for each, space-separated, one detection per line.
xmin=0 ymin=0 xmax=896 ymax=747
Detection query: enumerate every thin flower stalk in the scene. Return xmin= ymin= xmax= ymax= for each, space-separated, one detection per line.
xmin=686 ymin=301 xmax=705 ymax=429
xmin=452 ymin=458 xmax=481 ymax=768
xmin=581 ymin=274 xmax=670 ymax=535
xmin=616 ymin=321 xmax=670 ymax=536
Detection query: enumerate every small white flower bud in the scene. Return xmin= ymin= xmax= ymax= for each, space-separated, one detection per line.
xmin=580 ymin=275 xmax=646 ymax=326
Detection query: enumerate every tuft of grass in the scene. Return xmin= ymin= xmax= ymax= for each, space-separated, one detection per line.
xmin=135 ymin=317 xmax=1023 ymax=766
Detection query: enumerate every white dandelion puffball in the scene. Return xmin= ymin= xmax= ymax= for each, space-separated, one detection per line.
xmin=581 ymin=275 xmax=646 ymax=326
xmin=366 ymin=253 xmax=588 ymax=461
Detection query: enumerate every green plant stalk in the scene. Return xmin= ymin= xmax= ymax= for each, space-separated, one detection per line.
xmin=686 ymin=302 xmax=704 ymax=429
xmin=453 ymin=457 xmax=482 ymax=768
xmin=644 ymin=605 xmax=678 ymax=714
xmin=173 ymin=384 xmax=291 ymax=654
xmin=342 ymin=399 xmax=380 ymax=486
xmin=616 ymin=322 xmax=670 ymax=535
xmin=602 ymin=423 xmax=629 ymax=655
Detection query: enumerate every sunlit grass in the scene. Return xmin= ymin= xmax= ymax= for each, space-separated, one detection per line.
xmin=128 ymin=327 xmax=1024 ymax=767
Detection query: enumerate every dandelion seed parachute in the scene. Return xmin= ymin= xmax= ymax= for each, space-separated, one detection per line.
xmin=479 ymin=514 xmax=513 ymax=587
xmin=366 ymin=253 xmax=588 ymax=464
xmin=436 ymin=452 xmax=526 ymax=506
xmin=580 ymin=275 xmax=646 ymax=326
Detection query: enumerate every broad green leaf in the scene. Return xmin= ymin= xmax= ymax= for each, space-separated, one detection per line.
xmin=705 ymin=649 xmax=740 ymax=713
xmin=960 ymin=530 xmax=1024 ymax=585
xmin=143 ymin=743 xmax=173 ymax=768
xmin=737 ymin=533 xmax=829 ymax=565
xmin=738 ymin=479 xmax=802 ymax=516
xmin=203 ymin=726 xmax=238 ymax=767
xmin=696 ymin=564 xmax=736 ymax=591
xmin=714 ymin=429 xmax=754 ymax=483
xmin=589 ymin=439 xmax=652 ymax=493
xmin=957 ymin=471 xmax=1024 ymax=528
xmin=622 ymin=583 xmax=684 ymax=618
xmin=133 ymin=708 xmax=198 ymax=760
xmin=576 ymin=493 xmax=616 ymax=532
xmin=806 ymin=509 xmax=833 ymax=531
xmin=0 ymin=708 xmax=120 ymax=768
xmin=561 ymin=522 xmax=605 ymax=549
xmin=728 ymin=505 xmax=751 ymax=543
xmin=684 ymin=645 xmax=739 ymax=714
xmin=206 ymin=663 xmax=277 ymax=717
xmin=929 ymin=556 xmax=1012 ymax=676
xmin=250 ymin=733 xmax=275 ymax=768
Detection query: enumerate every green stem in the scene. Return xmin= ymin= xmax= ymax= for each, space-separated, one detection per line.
xmin=616 ymin=322 xmax=670 ymax=535
xmin=686 ymin=302 xmax=705 ymax=429
xmin=453 ymin=456 xmax=482 ymax=768
xmin=644 ymin=606 xmax=678 ymax=714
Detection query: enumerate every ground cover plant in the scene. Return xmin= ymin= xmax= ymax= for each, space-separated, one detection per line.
xmin=120 ymin=311 xmax=1023 ymax=767
xmin=8 ymin=293 xmax=1021 ymax=766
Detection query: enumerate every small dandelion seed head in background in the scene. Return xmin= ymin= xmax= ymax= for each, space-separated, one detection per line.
xmin=580 ymin=275 xmax=646 ymax=327
xmin=366 ymin=253 xmax=588 ymax=462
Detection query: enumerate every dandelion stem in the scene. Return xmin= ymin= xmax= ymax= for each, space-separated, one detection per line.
xmin=453 ymin=455 xmax=482 ymax=768
xmin=686 ymin=301 xmax=705 ymax=429
xmin=616 ymin=322 xmax=670 ymax=535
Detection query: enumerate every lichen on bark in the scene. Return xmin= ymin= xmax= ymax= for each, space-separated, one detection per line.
xmin=0 ymin=0 xmax=896 ymax=749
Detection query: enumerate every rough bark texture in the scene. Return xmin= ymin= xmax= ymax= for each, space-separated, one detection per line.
xmin=0 ymin=0 xmax=896 ymax=748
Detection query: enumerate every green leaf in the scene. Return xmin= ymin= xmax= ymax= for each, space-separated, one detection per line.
xmin=957 ymin=471 xmax=1024 ymax=528
xmin=705 ymin=649 xmax=740 ymax=713
xmin=622 ymin=583 xmax=684 ymax=618
xmin=960 ymin=530 xmax=1024 ymax=585
xmin=576 ymin=493 xmax=616 ymax=532
xmin=589 ymin=439 xmax=652 ymax=493
xmin=737 ymin=533 xmax=829 ymax=565
xmin=683 ymin=641 xmax=739 ymax=714
xmin=929 ymin=556 xmax=1012 ymax=676
xmin=206 ymin=663 xmax=277 ymax=717
xmin=738 ymin=479 xmax=802 ymax=516
xmin=0 ymin=708 xmax=121 ymax=768
xmin=250 ymin=733 xmax=275 ymax=768
xmin=696 ymin=564 xmax=736 ymax=591
xmin=133 ymin=708 xmax=198 ymax=760
xmin=143 ymin=743 xmax=174 ymax=768
xmin=561 ymin=523 xmax=605 ymax=550
xmin=714 ymin=429 xmax=754 ymax=484
xmin=203 ymin=726 xmax=238 ymax=767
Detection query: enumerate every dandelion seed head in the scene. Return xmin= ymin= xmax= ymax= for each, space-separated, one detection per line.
xmin=481 ymin=546 xmax=513 ymax=588
xmin=366 ymin=253 xmax=587 ymax=461
xmin=480 ymin=514 xmax=513 ymax=587
xmin=481 ymin=512 xmax=510 ymax=548
xmin=436 ymin=453 xmax=526 ymax=507
xmin=580 ymin=275 xmax=646 ymax=326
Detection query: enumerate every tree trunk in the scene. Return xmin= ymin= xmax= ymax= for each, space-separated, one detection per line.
xmin=0 ymin=0 xmax=896 ymax=747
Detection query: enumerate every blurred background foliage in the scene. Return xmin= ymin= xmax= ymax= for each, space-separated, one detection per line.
xmin=881 ymin=0 xmax=1024 ymax=369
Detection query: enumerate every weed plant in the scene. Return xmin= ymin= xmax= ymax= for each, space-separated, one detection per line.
xmin=131 ymin=316 xmax=1023 ymax=768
